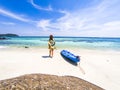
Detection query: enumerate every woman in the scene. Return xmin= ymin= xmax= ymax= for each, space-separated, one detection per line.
xmin=48 ymin=35 xmax=55 ymax=58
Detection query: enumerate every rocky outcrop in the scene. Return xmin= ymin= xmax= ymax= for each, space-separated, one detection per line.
xmin=0 ymin=34 xmax=19 ymax=37
xmin=0 ymin=74 xmax=104 ymax=90
xmin=0 ymin=34 xmax=19 ymax=40
xmin=0 ymin=37 xmax=6 ymax=40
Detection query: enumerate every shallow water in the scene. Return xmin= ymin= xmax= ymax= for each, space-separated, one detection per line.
xmin=0 ymin=36 xmax=120 ymax=51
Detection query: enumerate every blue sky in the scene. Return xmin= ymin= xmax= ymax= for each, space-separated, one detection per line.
xmin=0 ymin=0 xmax=120 ymax=37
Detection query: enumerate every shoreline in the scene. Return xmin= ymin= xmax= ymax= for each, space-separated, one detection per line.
xmin=1 ymin=45 xmax=120 ymax=52
xmin=0 ymin=47 xmax=120 ymax=90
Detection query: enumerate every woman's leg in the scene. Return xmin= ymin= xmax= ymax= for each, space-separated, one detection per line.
xmin=49 ymin=49 xmax=51 ymax=57
xmin=51 ymin=49 xmax=54 ymax=57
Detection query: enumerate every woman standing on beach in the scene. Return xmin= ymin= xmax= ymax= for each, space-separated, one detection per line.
xmin=48 ymin=35 xmax=56 ymax=58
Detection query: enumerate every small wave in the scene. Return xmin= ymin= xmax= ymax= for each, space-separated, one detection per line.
xmin=0 ymin=46 xmax=8 ymax=49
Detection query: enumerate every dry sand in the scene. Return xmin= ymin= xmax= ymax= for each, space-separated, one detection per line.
xmin=0 ymin=47 xmax=120 ymax=90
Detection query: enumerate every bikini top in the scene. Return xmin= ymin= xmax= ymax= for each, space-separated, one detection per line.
xmin=49 ymin=40 xmax=55 ymax=46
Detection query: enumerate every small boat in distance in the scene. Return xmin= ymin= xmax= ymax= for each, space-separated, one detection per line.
xmin=61 ymin=50 xmax=80 ymax=63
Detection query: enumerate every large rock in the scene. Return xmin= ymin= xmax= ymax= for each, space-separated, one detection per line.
xmin=0 ymin=74 xmax=104 ymax=90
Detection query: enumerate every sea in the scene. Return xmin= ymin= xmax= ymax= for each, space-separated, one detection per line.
xmin=0 ymin=36 xmax=120 ymax=51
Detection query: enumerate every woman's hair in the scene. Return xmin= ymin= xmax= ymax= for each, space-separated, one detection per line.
xmin=49 ymin=35 xmax=53 ymax=40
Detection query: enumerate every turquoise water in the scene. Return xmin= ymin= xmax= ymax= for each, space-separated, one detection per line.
xmin=0 ymin=36 xmax=120 ymax=51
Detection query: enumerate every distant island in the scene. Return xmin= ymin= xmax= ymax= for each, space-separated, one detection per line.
xmin=0 ymin=34 xmax=19 ymax=40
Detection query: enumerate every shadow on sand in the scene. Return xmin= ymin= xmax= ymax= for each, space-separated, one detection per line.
xmin=61 ymin=54 xmax=85 ymax=74
xmin=60 ymin=54 xmax=78 ymax=66
xmin=42 ymin=56 xmax=50 ymax=58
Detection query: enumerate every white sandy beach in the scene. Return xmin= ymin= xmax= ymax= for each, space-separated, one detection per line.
xmin=0 ymin=47 xmax=120 ymax=90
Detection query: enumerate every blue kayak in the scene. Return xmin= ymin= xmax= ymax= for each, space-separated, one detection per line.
xmin=61 ymin=50 xmax=80 ymax=63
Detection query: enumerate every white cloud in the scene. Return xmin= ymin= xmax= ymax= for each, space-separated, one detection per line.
xmin=0 ymin=8 xmax=30 ymax=22
xmin=29 ymin=0 xmax=53 ymax=11
xmin=37 ymin=19 xmax=51 ymax=31
xmin=103 ymin=21 xmax=120 ymax=31
xmin=0 ymin=22 xmax=15 ymax=25
xmin=36 ymin=0 xmax=120 ymax=37
xmin=104 ymin=21 xmax=120 ymax=27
